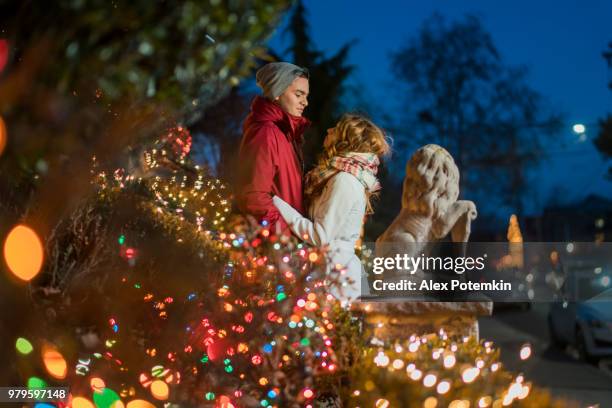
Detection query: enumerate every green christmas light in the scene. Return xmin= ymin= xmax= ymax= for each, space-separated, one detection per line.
xmin=300 ymin=338 xmax=310 ymax=347
xmin=16 ymin=337 xmax=33 ymax=355
xmin=205 ymin=392 xmax=215 ymax=400
xmin=276 ymin=292 xmax=287 ymax=302
xmin=200 ymin=354 xmax=209 ymax=364
xmin=27 ymin=377 xmax=47 ymax=389
xmin=118 ymin=235 xmax=126 ymax=245
xmin=152 ymin=365 xmax=165 ymax=377
xmin=93 ymin=387 xmax=121 ymax=408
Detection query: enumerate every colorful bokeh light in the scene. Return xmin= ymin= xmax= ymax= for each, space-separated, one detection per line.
xmin=3 ymin=224 xmax=44 ymax=281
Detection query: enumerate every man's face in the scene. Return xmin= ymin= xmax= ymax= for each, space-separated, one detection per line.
xmin=275 ymin=76 xmax=309 ymax=116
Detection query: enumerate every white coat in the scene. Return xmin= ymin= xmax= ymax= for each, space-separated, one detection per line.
xmin=273 ymin=171 xmax=367 ymax=303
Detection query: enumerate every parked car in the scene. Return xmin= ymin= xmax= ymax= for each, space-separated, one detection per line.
xmin=548 ymin=265 xmax=612 ymax=361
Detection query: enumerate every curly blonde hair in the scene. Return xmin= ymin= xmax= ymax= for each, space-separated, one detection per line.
xmin=305 ymin=114 xmax=391 ymax=213
xmin=402 ymin=144 xmax=459 ymax=218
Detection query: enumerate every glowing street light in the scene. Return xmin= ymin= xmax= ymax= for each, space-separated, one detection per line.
xmin=572 ymin=123 xmax=586 ymax=134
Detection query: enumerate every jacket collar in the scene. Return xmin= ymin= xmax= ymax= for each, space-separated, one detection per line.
xmin=249 ymin=96 xmax=311 ymax=144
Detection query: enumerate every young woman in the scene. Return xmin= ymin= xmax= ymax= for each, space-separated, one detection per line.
xmin=273 ymin=114 xmax=390 ymax=303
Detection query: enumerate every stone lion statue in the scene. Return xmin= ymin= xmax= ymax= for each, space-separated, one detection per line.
xmin=376 ymin=144 xmax=477 ymax=258
xmin=353 ymin=144 xmax=489 ymax=340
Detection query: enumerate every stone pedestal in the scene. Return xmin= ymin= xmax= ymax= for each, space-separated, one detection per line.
xmin=351 ymin=301 xmax=492 ymax=341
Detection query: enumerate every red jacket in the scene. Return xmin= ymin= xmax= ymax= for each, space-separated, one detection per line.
xmin=235 ymin=96 xmax=310 ymax=229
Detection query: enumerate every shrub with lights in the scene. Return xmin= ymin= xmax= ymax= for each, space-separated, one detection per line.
xmin=5 ymin=128 xmax=573 ymax=407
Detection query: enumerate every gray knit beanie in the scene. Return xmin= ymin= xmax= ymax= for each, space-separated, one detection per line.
xmin=256 ymin=62 xmax=309 ymax=100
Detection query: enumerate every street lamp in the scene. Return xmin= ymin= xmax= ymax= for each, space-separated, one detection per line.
xmin=572 ymin=123 xmax=587 ymax=142
xmin=572 ymin=123 xmax=586 ymax=134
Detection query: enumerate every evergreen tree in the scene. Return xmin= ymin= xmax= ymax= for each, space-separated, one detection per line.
xmin=282 ymin=0 xmax=355 ymax=170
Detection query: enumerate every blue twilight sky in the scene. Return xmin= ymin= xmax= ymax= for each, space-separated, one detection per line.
xmin=268 ymin=0 xmax=612 ymax=215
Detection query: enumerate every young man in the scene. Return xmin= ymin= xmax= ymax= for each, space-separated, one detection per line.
xmin=235 ymin=62 xmax=310 ymax=229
